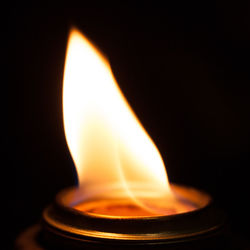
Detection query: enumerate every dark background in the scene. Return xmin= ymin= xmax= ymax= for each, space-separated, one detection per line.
xmin=7 ymin=4 xmax=249 ymax=249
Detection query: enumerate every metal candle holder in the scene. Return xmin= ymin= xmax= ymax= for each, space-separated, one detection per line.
xmin=15 ymin=184 xmax=227 ymax=249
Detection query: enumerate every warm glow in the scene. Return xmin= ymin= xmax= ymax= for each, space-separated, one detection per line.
xmin=63 ymin=28 xmax=192 ymax=216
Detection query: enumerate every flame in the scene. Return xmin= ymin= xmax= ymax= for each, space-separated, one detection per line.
xmin=63 ymin=28 xmax=173 ymax=215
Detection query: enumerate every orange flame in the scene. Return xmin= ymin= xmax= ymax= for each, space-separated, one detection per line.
xmin=63 ymin=28 xmax=174 ymax=215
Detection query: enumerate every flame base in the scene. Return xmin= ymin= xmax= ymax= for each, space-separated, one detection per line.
xmin=67 ymin=184 xmax=209 ymax=217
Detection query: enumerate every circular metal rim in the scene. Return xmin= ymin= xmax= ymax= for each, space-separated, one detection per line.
xmin=42 ymin=184 xmax=226 ymax=243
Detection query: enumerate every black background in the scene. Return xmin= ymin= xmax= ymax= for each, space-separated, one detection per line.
xmin=7 ymin=4 xmax=249 ymax=249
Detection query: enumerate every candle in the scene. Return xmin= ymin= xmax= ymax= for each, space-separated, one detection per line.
xmin=16 ymin=27 xmax=227 ymax=250
xmin=62 ymin=28 xmax=199 ymax=218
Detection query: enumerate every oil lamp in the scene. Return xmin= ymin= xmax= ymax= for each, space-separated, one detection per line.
xmin=16 ymin=28 xmax=226 ymax=249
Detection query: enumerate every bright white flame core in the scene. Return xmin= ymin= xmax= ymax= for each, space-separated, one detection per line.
xmin=63 ymin=28 xmax=171 ymax=202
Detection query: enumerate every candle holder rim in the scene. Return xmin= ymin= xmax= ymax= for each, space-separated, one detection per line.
xmin=42 ymin=183 xmax=226 ymax=243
